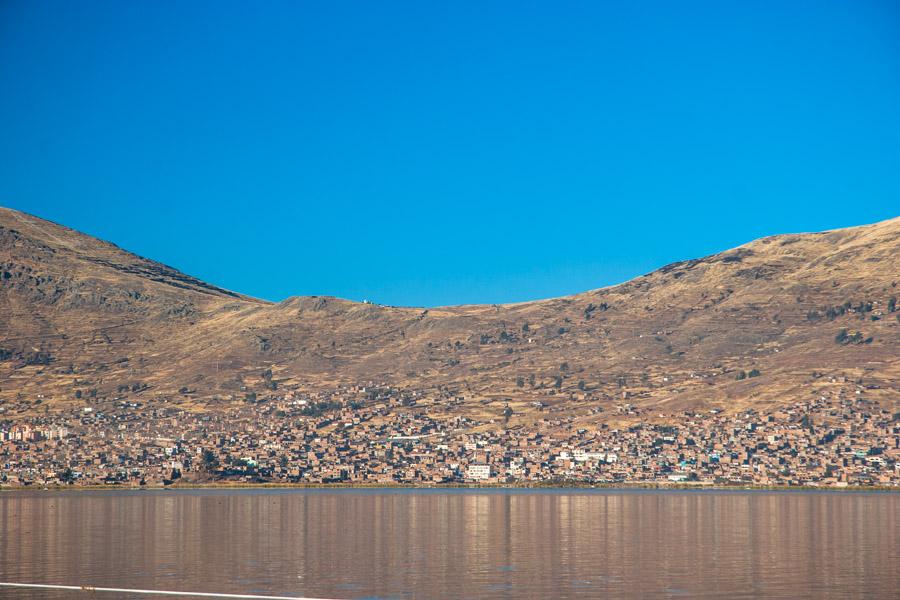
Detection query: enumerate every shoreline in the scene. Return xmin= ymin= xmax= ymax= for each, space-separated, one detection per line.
xmin=1 ymin=481 xmax=897 ymax=493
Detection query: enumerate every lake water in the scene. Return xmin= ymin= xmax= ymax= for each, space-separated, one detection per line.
xmin=0 ymin=489 xmax=897 ymax=599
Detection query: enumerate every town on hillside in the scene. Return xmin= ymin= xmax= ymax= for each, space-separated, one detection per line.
xmin=2 ymin=378 xmax=898 ymax=489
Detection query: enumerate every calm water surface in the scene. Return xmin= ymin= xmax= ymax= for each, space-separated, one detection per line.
xmin=0 ymin=489 xmax=897 ymax=599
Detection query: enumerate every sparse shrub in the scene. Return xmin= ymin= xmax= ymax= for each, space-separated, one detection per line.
xmin=836 ymin=329 xmax=868 ymax=345
xmin=23 ymin=351 xmax=52 ymax=366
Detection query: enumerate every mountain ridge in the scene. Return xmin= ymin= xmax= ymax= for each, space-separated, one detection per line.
xmin=5 ymin=205 xmax=897 ymax=309
xmin=1 ymin=206 xmax=897 ymax=425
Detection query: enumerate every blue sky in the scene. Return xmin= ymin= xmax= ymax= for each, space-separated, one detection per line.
xmin=1 ymin=1 xmax=898 ymax=306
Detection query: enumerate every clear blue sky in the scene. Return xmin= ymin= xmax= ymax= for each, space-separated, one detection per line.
xmin=1 ymin=1 xmax=898 ymax=306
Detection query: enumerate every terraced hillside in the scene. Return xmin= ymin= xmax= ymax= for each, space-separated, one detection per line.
xmin=1 ymin=206 xmax=897 ymax=422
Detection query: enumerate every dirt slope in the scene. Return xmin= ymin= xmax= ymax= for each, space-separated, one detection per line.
xmin=1 ymin=206 xmax=897 ymax=418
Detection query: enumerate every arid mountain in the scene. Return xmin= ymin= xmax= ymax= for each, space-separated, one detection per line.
xmin=1 ymin=206 xmax=897 ymax=423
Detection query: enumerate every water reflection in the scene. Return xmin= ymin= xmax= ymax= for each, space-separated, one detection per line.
xmin=0 ymin=489 xmax=897 ymax=599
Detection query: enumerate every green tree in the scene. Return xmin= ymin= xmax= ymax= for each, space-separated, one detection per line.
xmin=202 ymin=449 xmax=219 ymax=470
xmin=59 ymin=468 xmax=76 ymax=484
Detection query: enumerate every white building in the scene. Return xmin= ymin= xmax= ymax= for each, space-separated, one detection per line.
xmin=467 ymin=464 xmax=491 ymax=480
xmin=572 ymin=450 xmax=618 ymax=463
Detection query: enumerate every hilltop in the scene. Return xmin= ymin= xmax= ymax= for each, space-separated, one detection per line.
xmin=0 ymin=206 xmax=898 ymax=424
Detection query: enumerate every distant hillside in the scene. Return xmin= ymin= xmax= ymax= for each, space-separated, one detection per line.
xmin=1 ymin=206 xmax=897 ymax=423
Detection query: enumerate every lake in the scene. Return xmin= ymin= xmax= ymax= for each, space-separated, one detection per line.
xmin=0 ymin=488 xmax=897 ymax=599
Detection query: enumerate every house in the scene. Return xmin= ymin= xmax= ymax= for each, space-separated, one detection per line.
xmin=467 ymin=464 xmax=491 ymax=480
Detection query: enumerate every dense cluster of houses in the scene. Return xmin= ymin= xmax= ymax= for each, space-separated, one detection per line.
xmin=1 ymin=383 xmax=897 ymax=488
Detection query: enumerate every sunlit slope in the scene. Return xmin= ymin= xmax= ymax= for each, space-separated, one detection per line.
xmin=1 ymin=206 xmax=897 ymax=416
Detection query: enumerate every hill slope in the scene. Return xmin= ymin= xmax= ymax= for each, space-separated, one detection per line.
xmin=1 ymin=206 xmax=897 ymax=421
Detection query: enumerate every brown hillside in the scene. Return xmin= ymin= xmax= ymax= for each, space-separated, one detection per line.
xmin=1 ymin=206 xmax=897 ymax=422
